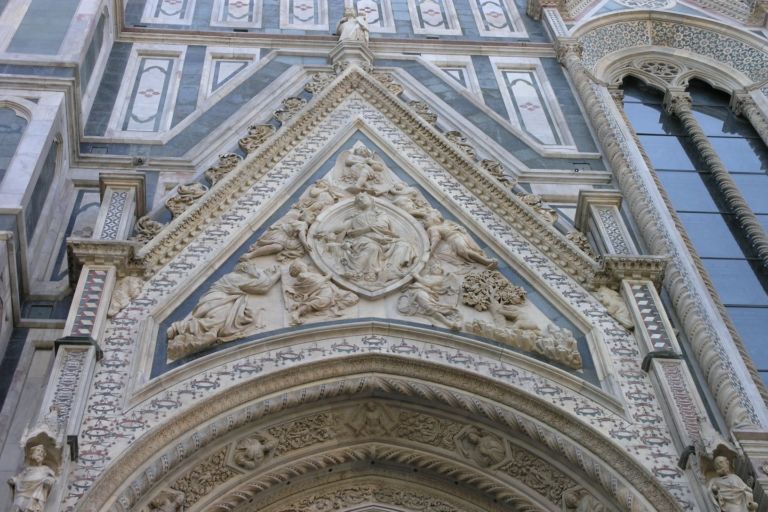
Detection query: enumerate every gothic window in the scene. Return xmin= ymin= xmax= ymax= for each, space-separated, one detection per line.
xmin=622 ymin=77 xmax=768 ymax=385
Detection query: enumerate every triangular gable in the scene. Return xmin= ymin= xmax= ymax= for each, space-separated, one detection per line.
xmin=137 ymin=65 xmax=596 ymax=284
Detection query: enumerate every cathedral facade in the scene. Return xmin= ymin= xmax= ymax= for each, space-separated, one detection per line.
xmin=1 ymin=0 xmax=768 ymax=510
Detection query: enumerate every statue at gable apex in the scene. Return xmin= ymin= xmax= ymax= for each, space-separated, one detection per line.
xmin=336 ymin=7 xmax=370 ymax=45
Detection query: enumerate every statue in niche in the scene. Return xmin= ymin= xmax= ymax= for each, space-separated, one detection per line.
xmin=457 ymin=427 xmax=506 ymax=467
xmin=708 ymin=456 xmax=758 ymax=512
xmin=336 ymin=142 xmax=393 ymax=196
xmin=425 ymin=212 xmax=497 ymax=268
xmin=9 ymin=444 xmax=56 ymax=512
xmin=314 ymin=194 xmax=419 ymax=286
xmin=148 ymin=490 xmax=185 ymax=512
xmin=297 ymin=180 xmax=345 ymax=223
xmin=398 ymin=265 xmax=462 ymax=330
xmin=336 ymin=7 xmax=369 ymax=44
xmin=241 ymin=209 xmax=310 ymax=262
xmin=233 ymin=434 xmax=276 ymax=470
xmin=593 ymin=287 xmax=634 ymax=330
xmin=283 ymin=260 xmax=358 ymax=325
xmin=166 ymin=263 xmax=281 ymax=359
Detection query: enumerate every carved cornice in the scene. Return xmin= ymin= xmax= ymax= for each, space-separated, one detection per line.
xmin=76 ymin=356 xmax=681 ymax=512
xmin=591 ymin=255 xmax=668 ymax=290
xmin=136 ymin=66 xmax=596 ymax=284
xmin=66 ymin=239 xmax=142 ymax=285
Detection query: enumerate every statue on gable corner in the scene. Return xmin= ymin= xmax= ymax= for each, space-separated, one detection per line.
xmin=336 ymin=7 xmax=369 ymax=44
xmin=708 ymin=456 xmax=758 ymax=512
xmin=9 ymin=444 xmax=56 ymax=512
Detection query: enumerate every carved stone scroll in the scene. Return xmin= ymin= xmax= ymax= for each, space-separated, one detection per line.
xmin=239 ymin=124 xmax=276 ymax=154
xmin=165 ymin=183 xmax=208 ymax=219
xmin=204 ymin=153 xmax=243 ymax=185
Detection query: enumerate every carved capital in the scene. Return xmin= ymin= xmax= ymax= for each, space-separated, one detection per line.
xmin=555 ymin=39 xmax=582 ymax=64
xmin=662 ymin=90 xmax=692 ymax=116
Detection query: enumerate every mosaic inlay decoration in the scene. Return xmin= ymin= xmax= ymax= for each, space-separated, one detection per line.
xmin=281 ymin=0 xmax=328 ymax=30
xmin=122 ymin=57 xmax=176 ymax=132
xmin=408 ymin=0 xmax=461 ymax=35
xmin=500 ymin=70 xmax=560 ymax=145
xmin=469 ymin=0 xmax=524 ymax=37
xmin=354 ymin=0 xmax=395 ymax=32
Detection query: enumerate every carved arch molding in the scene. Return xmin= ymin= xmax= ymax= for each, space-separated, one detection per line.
xmin=79 ymin=357 xmax=679 ymax=512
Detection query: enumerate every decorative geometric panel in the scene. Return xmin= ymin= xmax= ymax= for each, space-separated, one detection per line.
xmin=469 ymin=0 xmax=524 ymax=37
xmin=408 ymin=0 xmax=461 ymax=35
xmin=212 ymin=61 xmax=248 ymax=91
xmin=353 ymin=0 xmax=395 ymax=32
xmin=280 ymin=0 xmax=328 ymax=30
xmin=122 ymin=57 xmax=177 ymax=132
xmin=500 ymin=70 xmax=560 ymax=145
xmin=141 ymin=0 xmax=197 ymax=24
xmin=212 ymin=0 xmax=263 ymax=26
xmin=421 ymin=55 xmax=483 ymax=99
xmin=199 ymin=49 xmax=259 ymax=102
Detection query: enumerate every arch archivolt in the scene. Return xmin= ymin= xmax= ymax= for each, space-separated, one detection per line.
xmin=78 ymin=358 xmax=680 ymax=512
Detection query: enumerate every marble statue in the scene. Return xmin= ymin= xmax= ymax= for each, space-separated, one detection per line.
xmin=708 ymin=456 xmax=758 ymax=512
xmin=425 ymin=212 xmax=497 ymax=268
xmin=457 ymin=427 xmax=506 ymax=467
xmin=284 ymin=260 xmax=358 ymax=324
xmin=297 ymin=180 xmax=344 ymax=223
xmin=148 ymin=490 xmax=185 ymax=512
xmin=336 ymin=7 xmax=369 ymax=44
xmin=387 ymin=182 xmax=431 ymax=219
xmin=398 ymin=265 xmax=462 ymax=329
xmin=167 ymin=263 xmax=281 ymax=359
xmin=241 ymin=209 xmax=309 ymax=262
xmin=339 ymin=143 xmax=389 ymax=195
xmin=594 ymin=287 xmax=634 ymax=330
xmin=107 ymin=276 xmax=144 ymax=317
xmin=314 ymin=194 xmax=419 ymax=286
xmin=8 ymin=445 xmax=56 ymax=512
xmin=233 ymin=434 xmax=276 ymax=470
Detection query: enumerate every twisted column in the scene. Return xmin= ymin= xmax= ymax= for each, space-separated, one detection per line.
xmin=556 ymin=39 xmax=762 ymax=429
xmin=664 ymin=90 xmax=768 ymax=270
xmin=732 ymin=92 xmax=768 ymax=149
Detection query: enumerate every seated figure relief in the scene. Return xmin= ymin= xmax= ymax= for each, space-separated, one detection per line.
xmin=161 ymin=142 xmax=584 ymax=369
xmin=166 ymin=263 xmax=281 ymax=359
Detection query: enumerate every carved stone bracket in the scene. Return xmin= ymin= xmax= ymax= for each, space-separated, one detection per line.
xmin=591 ymin=255 xmax=668 ymax=290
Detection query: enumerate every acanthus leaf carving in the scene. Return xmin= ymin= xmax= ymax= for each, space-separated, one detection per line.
xmin=409 ymin=100 xmax=438 ymax=126
xmin=445 ymin=130 xmax=477 ymax=160
xmin=165 ymin=183 xmax=208 ymax=219
xmin=480 ymin=159 xmax=517 ymax=189
xmin=238 ymin=124 xmax=276 ymax=154
xmin=304 ymin=72 xmax=336 ymax=94
xmin=132 ymin=216 xmax=165 ymax=244
xmin=274 ymin=97 xmax=307 ymax=123
xmin=169 ymin=448 xmax=234 ymax=508
xmin=232 ymin=432 xmax=277 ymax=470
xmin=205 ymin=153 xmax=243 ymax=185
xmin=517 ymin=193 xmax=558 ymax=224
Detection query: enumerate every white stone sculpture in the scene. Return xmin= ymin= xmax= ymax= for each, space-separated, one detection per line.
xmin=148 ymin=490 xmax=185 ymax=512
xmin=398 ymin=265 xmax=462 ymax=329
xmin=594 ymin=286 xmax=634 ymax=330
xmin=344 ymin=402 xmax=396 ymax=437
xmin=335 ymin=142 xmax=392 ymax=196
xmin=241 ymin=209 xmax=309 ymax=262
xmin=310 ymin=194 xmax=425 ymax=295
xmin=107 ymin=276 xmax=144 ymax=317
xmin=296 ymin=179 xmax=344 ymax=223
xmin=708 ymin=456 xmax=758 ymax=512
xmin=336 ymin=7 xmax=369 ymax=44
xmin=8 ymin=445 xmax=56 ymax=512
xmin=233 ymin=434 xmax=276 ymax=470
xmin=457 ymin=427 xmax=506 ymax=467
xmin=387 ymin=182 xmax=432 ymax=219
xmin=166 ymin=263 xmax=281 ymax=359
xmin=425 ymin=212 xmax=497 ymax=268
xmin=283 ymin=260 xmax=358 ymax=325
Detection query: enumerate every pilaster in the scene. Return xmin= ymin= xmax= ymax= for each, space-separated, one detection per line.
xmin=575 ymin=190 xmax=637 ymax=256
xmin=93 ymin=173 xmax=146 ymax=242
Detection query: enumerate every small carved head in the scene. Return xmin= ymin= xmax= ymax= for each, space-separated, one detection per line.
xmin=289 ymin=260 xmax=307 ymax=278
xmin=354 ymin=193 xmax=374 ymax=210
xmin=29 ymin=445 xmax=46 ymax=465
xmin=343 ymin=7 xmax=356 ymax=17
xmin=714 ymin=455 xmax=732 ymax=476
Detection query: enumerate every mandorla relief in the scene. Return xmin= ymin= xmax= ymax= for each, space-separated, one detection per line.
xmin=166 ymin=142 xmax=587 ymax=368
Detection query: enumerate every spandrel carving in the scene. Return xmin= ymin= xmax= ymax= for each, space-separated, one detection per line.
xmin=425 ymin=212 xmax=497 ymax=268
xmin=167 ymin=263 xmax=281 ymax=359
